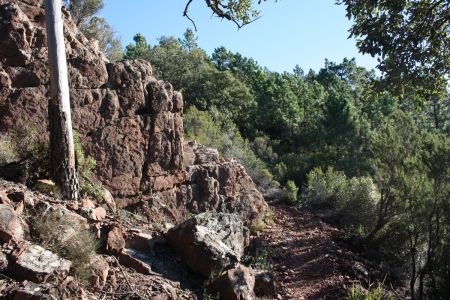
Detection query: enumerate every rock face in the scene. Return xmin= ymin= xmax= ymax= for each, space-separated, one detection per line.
xmin=0 ymin=0 xmax=267 ymax=224
xmin=166 ymin=212 xmax=244 ymax=278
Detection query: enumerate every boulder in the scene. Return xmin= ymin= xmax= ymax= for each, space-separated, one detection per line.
xmin=82 ymin=206 xmax=107 ymax=221
xmin=208 ymin=264 xmax=256 ymax=300
xmin=106 ymin=226 xmax=126 ymax=254
xmin=102 ymin=188 xmax=116 ymax=212
xmin=166 ymin=212 xmax=244 ymax=278
xmin=12 ymin=244 xmax=72 ymax=283
xmin=254 ymin=270 xmax=276 ymax=297
xmin=181 ymin=142 xmax=268 ymax=225
xmin=90 ymin=255 xmax=109 ymax=289
xmin=10 ymin=281 xmax=44 ymax=300
xmin=0 ymin=190 xmax=12 ymax=206
xmin=0 ymin=204 xmax=29 ymax=243
xmin=35 ymin=179 xmax=56 ymax=194
xmin=118 ymin=252 xmax=152 ymax=275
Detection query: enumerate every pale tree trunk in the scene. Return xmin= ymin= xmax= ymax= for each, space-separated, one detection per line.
xmin=45 ymin=0 xmax=79 ymax=201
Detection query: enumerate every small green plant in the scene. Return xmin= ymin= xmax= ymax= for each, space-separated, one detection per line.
xmin=201 ymin=290 xmax=220 ymax=300
xmin=243 ymin=245 xmax=272 ymax=270
xmin=249 ymin=219 xmax=266 ymax=234
xmin=0 ymin=124 xmax=48 ymax=165
xmin=73 ymin=132 xmax=103 ymax=200
xmin=265 ymin=208 xmax=275 ymax=226
xmin=31 ymin=211 xmax=98 ymax=284
xmin=0 ymin=134 xmax=18 ymax=164
xmin=348 ymin=283 xmax=386 ymax=300
xmin=282 ymin=180 xmax=299 ymax=205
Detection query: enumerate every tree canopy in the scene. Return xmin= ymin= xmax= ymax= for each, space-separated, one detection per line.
xmin=339 ymin=0 xmax=450 ymax=95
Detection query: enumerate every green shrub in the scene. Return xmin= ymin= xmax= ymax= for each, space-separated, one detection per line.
xmin=73 ymin=133 xmax=103 ymax=200
xmin=243 ymin=245 xmax=272 ymax=270
xmin=31 ymin=211 xmax=98 ymax=284
xmin=201 ymin=290 xmax=220 ymax=300
xmin=282 ymin=180 xmax=299 ymax=205
xmin=304 ymin=167 xmax=347 ymax=209
xmin=348 ymin=283 xmax=385 ymax=300
xmin=0 ymin=134 xmax=18 ymax=164
xmin=0 ymin=124 xmax=48 ymax=165
xmin=304 ymin=167 xmax=378 ymax=235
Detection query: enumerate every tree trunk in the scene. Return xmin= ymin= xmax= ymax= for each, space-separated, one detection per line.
xmin=45 ymin=0 xmax=79 ymax=201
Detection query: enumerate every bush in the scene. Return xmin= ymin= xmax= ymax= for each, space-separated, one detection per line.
xmin=73 ymin=133 xmax=103 ymax=200
xmin=31 ymin=211 xmax=98 ymax=283
xmin=243 ymin=245 xmax=272 ymax=270
xmin=0 ymin=124 xmax=48 ymax=165
xmin=304 ymin=167 xmax=378 ymax=235
xmin=348 ymin=283 xmax=385 ymax=300
xmin=304 ymin=167 xmax=347 ymax=209
xmin=282 ymin=180 xmax=299 ymax=205
xmin=0 ymin=134 xmax=18 ymax=164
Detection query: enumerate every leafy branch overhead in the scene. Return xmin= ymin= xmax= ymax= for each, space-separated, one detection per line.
xmin=184 ymin=0 xmax=269 ymax=30
xmin=339 ymin=0 xmax=450 ymax=95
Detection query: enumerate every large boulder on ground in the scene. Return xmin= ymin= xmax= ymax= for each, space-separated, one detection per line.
xmin=0 ymin=203 xmax=29 ymax=243
xmin=166 ymin=212 xmax=244 ymax=278
xmin=12 ymin=244 xmax=72 ymax=283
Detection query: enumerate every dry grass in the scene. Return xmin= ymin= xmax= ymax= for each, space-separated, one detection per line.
xmin=31 ymin=211 xmax=98 ymax=284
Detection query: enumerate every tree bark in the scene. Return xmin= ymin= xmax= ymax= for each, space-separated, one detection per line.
xmin=45 ymin=0 xmax=79 ymax=201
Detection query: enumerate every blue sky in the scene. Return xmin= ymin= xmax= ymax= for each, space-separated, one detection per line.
xmin=100 ymin=0 xmax=378 ymax=73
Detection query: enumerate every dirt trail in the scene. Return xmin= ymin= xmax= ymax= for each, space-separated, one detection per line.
xmin=261 ymin=203 xmax=370 ymax=300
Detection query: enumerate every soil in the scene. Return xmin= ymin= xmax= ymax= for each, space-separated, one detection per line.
xmin=261 ymin=203 xmax=375 ymax=300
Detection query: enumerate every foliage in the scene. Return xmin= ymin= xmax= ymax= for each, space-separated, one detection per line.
xmin=282 ymin=180 xmax=299 ymax=205
xmin=187 ymin=0 xmax=267 ymax=29
xmin=73 ymin=133 xmax=103 ymax=200
xmin=304 ymin=167 xmax=378 ymax=234
xmin=31 ymin=211 xmax=98 ymax=283
xmin=65 ymin=0 xmax=123 ymax=61
xmin=0 ymin=134 xmax=18 ymax=165
xmin=348 ymin=283 xmax=385 ymax=300
xmin=339 ymin=0 xmax=450 ymax=95
xmin=80 ymin=16 xmax=123 ymax=61
xmin=242 ymin=245 xmax=272 ymax=270
xmin=124 ymin=33 xmax=152 ymax=61
xmin=0 ymin=124 xmax=49 ymax=182
xmin=201 ymin=290 xmax=220 ymax=300
xmin=64 ymin=0 xmax=103 ymax=26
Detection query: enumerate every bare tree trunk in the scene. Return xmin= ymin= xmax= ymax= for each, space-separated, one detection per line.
xmin=45 ymin=0 xmax=79 ymax=201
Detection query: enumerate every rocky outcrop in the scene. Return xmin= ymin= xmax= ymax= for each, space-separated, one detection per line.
xmin=12 ymin=243 xmax=72 ymax=283
xmin=166 ymin=212 xmax=244 ymax=278
xmin=0 ymin=0 xmax=267 ymax=224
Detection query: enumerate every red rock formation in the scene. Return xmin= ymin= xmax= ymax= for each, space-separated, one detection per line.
xmin=0 ymin=0 xmax=267 ymax=224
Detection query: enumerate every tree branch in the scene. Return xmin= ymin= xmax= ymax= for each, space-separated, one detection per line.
xmin=183 ymin=0 xmax=198 ymax=31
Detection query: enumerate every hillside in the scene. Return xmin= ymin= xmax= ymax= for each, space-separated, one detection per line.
xmin=1 ymin=0 xmax=449 ymax=299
